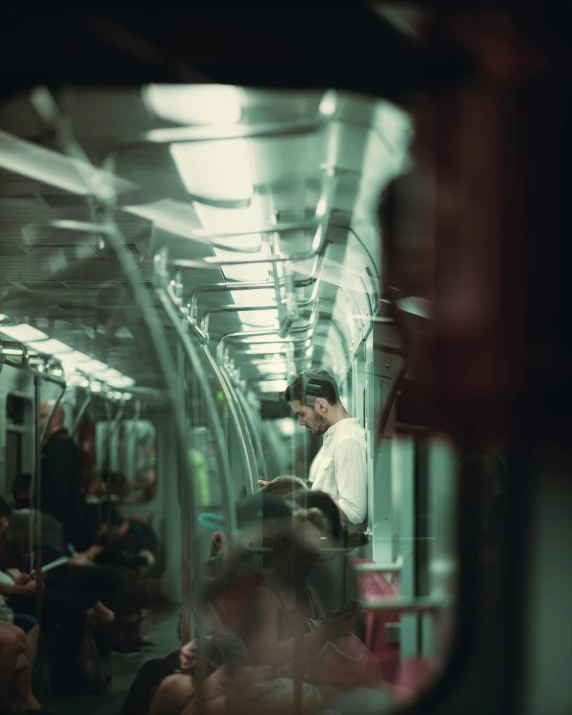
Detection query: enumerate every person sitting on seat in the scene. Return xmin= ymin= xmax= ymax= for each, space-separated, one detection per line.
xmin=93 ymin=502 xmax=160 ymax=577
xmin=0 ymin=496 xmax=112 ymax=694
xmin=0 ymin=600 xmax=45 ymax=713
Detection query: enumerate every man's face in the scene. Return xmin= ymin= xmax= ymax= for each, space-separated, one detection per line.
xmin=290 ymin=400 xmax=329 ymax=436
xmin=0 ymin=515 xmax=9 ymax=537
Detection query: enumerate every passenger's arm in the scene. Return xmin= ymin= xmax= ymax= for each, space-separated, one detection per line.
xmin=335 ymin=438 xmax=367 ymax=524
xmin=0 ymin=580 xmax=41 ymax=596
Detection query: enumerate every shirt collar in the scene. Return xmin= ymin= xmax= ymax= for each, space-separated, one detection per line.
xmin=323 ymin=416 xmax=359 ymax=443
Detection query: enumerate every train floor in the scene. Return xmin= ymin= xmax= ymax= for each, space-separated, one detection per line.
xmin=41 ymin=605 xmax=181 ymax=715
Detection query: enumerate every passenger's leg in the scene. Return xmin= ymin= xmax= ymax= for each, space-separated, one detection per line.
xmin=148 ymin=673 xmax=194 ymax=715
xmin=9 ymin=624 xmax=43 ymax=711
xmin=0 ymin=627 xmax=21 ymax=710
xmin=10 ymin=589 xmax=89 ymax=688
xmin=120 ymin=657 xmax=179 ymax=715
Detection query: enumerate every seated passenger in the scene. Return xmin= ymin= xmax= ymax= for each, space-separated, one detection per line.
xmin=0 ymin=496 xmax=111 ymax=693
xmin=243 ymin=507 xmax=386 ymax=705
xmin=0 ymin=619 xmax=44 ymax=713
xmin=94 ymin=502 xmax=160 ymax=576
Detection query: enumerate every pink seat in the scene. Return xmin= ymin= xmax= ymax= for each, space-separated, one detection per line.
xmin=352 ymin=558 xmax=402 ymax=683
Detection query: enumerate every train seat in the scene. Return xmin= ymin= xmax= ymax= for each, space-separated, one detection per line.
xmin=352 ymin=558 xmax=402 ymax=684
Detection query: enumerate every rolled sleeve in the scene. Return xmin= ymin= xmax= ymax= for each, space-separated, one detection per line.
xmin=335 ymin=437 xmax=367 ymax=524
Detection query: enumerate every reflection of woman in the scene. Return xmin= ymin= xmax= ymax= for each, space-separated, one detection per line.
xmin=243 ymin=509 xmax=355 ymax=670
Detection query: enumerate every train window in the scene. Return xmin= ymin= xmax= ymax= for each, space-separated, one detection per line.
xmin=93 ymin=418 xmax=157 ymax=502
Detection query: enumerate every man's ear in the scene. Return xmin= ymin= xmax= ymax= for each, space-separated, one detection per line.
xmin=315 ymin=398 xmax=327 ymax=413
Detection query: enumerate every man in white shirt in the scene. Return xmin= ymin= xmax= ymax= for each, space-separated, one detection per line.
xmin=283 ymin=369 xmax=367 ymax=528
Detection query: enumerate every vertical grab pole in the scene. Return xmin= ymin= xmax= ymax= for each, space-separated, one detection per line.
xmin=32 ymin=373 xmax=43 ymax=620
xmin=177 ymin=340 xmax=192 ymax=645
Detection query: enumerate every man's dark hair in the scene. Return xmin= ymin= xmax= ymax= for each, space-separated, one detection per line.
xmin=0 ymin=495 xmax=12 ymax=518
xmin=282 ymin=369 xmax=339 ymax=406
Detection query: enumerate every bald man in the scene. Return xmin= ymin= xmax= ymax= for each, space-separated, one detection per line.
xmin=39 ymin=402 xmax=88 ymax=549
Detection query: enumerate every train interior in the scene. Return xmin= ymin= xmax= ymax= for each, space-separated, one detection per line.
xmin=0 ymin=5 xmax=570 ymax=715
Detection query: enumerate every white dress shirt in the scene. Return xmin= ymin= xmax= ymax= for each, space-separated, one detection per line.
xmin=309 ymin=417 xmax=367 ymax=525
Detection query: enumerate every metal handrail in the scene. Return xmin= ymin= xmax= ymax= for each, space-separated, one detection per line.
xmin=197 ymin=262 xmax=325 ymax=342
xmin=352 ymin=556 xmax=404 ymax=574
xmin=199 ymin=341 xmax=259 ymax=494
xmin=154 ymin=281 xmax=238 ymax=537
xmin=188 ymin=252 xmax=323 ymax=326
xmin=141 ymin=115 xmax=328 ymax=145
xmin=71 ymin=393 xmax=93 ymax=438
xmin=359 ymin=596 xmax=453 ymax=613
xmin=217 ymin=303 xmax=320 ymax=364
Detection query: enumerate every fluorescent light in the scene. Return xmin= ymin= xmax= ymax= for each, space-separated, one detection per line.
xmin=107 ymin=375 xmax=135 ymax=388
xmin=213 ymin=247 xmax=270 ymax=282
xmin=78 ymin=359 xmax=108 ymax=374
xmin=145 ymin=85 xmax=243 ymax=125
xmin=96 ymin=368 xmax=123 ymax=381
xmin=193 ymin=199 xmax=264 ymax=249
xmin=319 ymin=91 xmax=337 ymax=117
xmin=59 ymin=351 xmax=91 ymax=367
xmin=67 ymin=374 xmax=89 ymax=388
xmin=170 ymin=139 xmax=253 ymax=204
xmin=27 ymin=338 xmax=73 ymax=355
xmin=0 ymin=324 xmax=48 ymax=342
xmin=259 ymin=379 xmax=288 ymax=393
xmin=244 ymin=343 xmax=289 ymax=354
xmin=230 ymin=288 xmax=278 ymax=328
xmin=257 ymin=361 xmax=287 ymax=375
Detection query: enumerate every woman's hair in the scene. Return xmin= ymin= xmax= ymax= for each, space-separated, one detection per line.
xmin=260 ymin=475 xmax=308 ymax=500
xmin=272 ymin=507 xmax=330 ymax=551
xmin=291 ymin=489 xmax=343 ymax=543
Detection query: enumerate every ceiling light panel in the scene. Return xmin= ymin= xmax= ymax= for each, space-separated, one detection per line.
xmin=170 ymin=139 xmax=254 ymax=204
xmin=27 ymin=338 xmax=73 ymax=355
xmin=145 ymin=85 xmax=243 ymax=125
xmin=0 ymin=324 xmax=49 ymax=342
xmin=259 ymin=379 xmax=288 ymax=393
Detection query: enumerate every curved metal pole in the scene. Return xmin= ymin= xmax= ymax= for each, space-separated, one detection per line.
xmin=230 ymin=381 xmax=269 ymax=482
xmin=201 ymin=345 xmax=258 ymax=494
xmin=71 ymin=393 xmax=93 ymax=438
xmin=30 ymin=84 xmax=207 ymax=683
xmin=154 ymin=282 xmax=237 ymax=538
